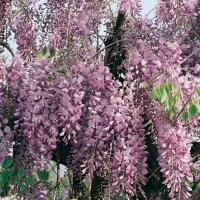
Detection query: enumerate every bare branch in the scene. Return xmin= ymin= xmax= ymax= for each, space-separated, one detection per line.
xmin=92 ymin=39 xmax=123 ymax=58
xmin=180 ymin=47 xmax=200 ymax=64
xmin=0 ymin=42 xmax=14 ymax=56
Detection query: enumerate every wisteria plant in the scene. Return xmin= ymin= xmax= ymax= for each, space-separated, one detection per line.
xmin=0 ymin=0 xmax=200 ymax=199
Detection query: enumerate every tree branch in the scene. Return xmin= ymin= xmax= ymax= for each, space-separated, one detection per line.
xmin=92 ymin=39 xmax=123 ymax=58
xmin=0 ymin=42 xmax=14 ymax=56
xmin=180 ymin=47 xmax=200 ymax=64
xmin=172 ymin=91 xmax=194 ymax=125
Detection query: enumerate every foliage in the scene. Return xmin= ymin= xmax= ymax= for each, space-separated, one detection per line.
xmin=0 ymin=0 xmax=200 ymax=199
xmin=0 ymin=157 xmax=51 ymax=197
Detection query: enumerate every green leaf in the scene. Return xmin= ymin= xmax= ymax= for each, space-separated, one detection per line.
xmin=161 ymin=89 xmax=168 ymax=103
xmin=50 ymin=49 xmax=56 ymax=58
xmin=36 ymin=46 xmax=47 ymax=58
xmin=17 ymin=168 xmax=24 ymax=179
xmin=0 ymin=185 xmax=10 ymax=197
xmin=174 ymin=92 xmax=180 ymax=103
xmin=11 ymin=175 xmax=18 ymax=185
xmin=169 ymin=106 xmax=176 ymax=118
xmin=19 ymin=182 xmax=26 ymax=191
xmin=155 ymin=86 xmax=163 ymax=99
xmin=37 ymin=169 xmax=49 ymax=182
xmin=37 ymin=49 xmax=45 ymax=58
xmin=47 ymin=195 xmax=54 ymax=200
xmin=189 ymin=104 xmax=198 ymax=117
xmin=27 ymin=175 xmax=35 ymax=186
xmin=196 ymin=182 xmax=200 ymax=190
xmin=1 ymin=170 xmax=11 ymax=180
xmin=7 ymin=167 xmax=15 ymax=177
xmin=189 ymin=18 xmax=196 ymax=25
xmin=0 ymin=168 xmax=15 ymax=185
xmin=0 ymin=179 xmax=7 ymax=187
xmin=196 ymin=87 xmax=200 ymax=96
xmin=164 ymin=82 xmax=173 ymax=95
xmin=2 ymin=157 xmax=13 ymax=168
xmin=150 ymin=88 xmax=157 ymax=99
xmin=182 ymin=111 xmax=189 ymax=121
xmin=165 ymin=97 xmax=173 ymax=110
xmin=42 ymin=46 xmax=47 ymax=55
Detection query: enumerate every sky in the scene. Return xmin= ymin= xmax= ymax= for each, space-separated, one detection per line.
xmin=141 ymin=0 xmax=157 ymax=17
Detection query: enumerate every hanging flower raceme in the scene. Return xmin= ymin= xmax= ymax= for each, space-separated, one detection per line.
xmin=0 ymin=54 xmax=26 ymax=162
xmin=0 ymin=60 xmax=14 ymax=162
xmin=68 ymin=58 xmax=149 ymax=198
xmin=1 ymin=0 xmax=200 ymax=199
xmin=110 ymin=105 xmax=148 ymax=198
xmin=70 ymin=62 xmax=115 ymax=181
xmin=10 ymin=0 xmax=39 ymax=59
xmin=156 ymin=117 xmax=193 ymax=199
xmin=13 ymin=58 xmax=87 ymax=168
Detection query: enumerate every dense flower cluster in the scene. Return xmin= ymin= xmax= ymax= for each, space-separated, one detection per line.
xmin=0 ymin=0 xmax=200 ymax=199
xmin=156 ymin=117 xmax=193 ymax=199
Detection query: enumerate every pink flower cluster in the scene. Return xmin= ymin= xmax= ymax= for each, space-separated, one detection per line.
xmin=156 ymin=117 xmax=193 ymax=199
xmin=0 ymin=0 xmax=200 ymax=199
